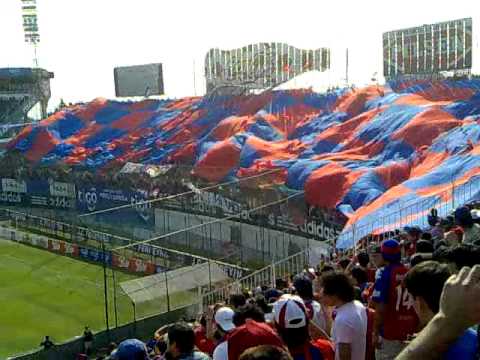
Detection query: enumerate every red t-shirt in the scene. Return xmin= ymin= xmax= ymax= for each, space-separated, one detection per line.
xmin=289 ymin=340 xmax=335 ymax=360
xmin=384 ymin=265 xmax=418 ymax=340
xmin=194 ymin=325 xmax=215 ymax=355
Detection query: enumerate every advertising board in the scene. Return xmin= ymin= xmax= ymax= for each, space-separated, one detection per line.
xmin=114 ymin=63 xmax=164 ymax=97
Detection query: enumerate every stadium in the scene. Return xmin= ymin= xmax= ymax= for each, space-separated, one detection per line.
xmin=1 ymin=3 xmax=480 ymax=360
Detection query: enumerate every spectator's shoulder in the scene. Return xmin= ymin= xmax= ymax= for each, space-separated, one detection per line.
xmin=444 ymin=328 xmax=478 ymax=359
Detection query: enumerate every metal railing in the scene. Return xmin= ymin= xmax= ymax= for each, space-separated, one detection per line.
xmin=3 ymin=208 xmax=250 ymax=278
xmin=337 ymin=174 xmax=480 ymax=248
xmin=201 ymin=248 xmax=309 ymax=309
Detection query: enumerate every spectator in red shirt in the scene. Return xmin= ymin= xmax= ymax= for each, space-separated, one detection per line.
xmin=371 ymin=239 xmax=418 ymax=360
xmin=213 ymin=307 xmax=236 ymax=360
xmin=193 ymin=316 xmax=215 ymax=356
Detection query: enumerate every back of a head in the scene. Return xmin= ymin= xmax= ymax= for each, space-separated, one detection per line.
xmin=273 ymin=295 xmax=310 ymax=349
xmin=321 ymin=271 xmax=355 ymax=303
xmin=416 ymin=240 xmax=434 ymax=254
xmin=351 ymin=266 xmax=368 ymax=285
xmin=111 ymin=339 xmax=148 ymax=360
xmin=381 ymin=239 xmax=401 ymax=263
xmin=405 ymin=261 xmax=451 ymax=313
xmin=293 ymin=275 xmax=313 ymax=300
xmin=420 ymin=232 xmax=433 ymax=242
xmin=433 ymin=244 xmax=480 ymax=269
xmin=233 ymin=303 xmax=265 ymax=327
xmin=275 ymin=278 xmax=288 ymax=290
xmin=455 ymin=206 xmax=474 ymax=228
xmin=239 ymin=345 xmax=292 ymax=360
xmin=338 ymin=257 xmax=351 ymax=270
xmin=167 ymin=322 xmax=195 ymax=354
xmin=410 ymin=253 xmax=431 ymax=267
xmin=357 ymin=252 xmax=370 ymax=268
xmin=254 ymin=295 xmax=271 ymax=316
xmin=229 ymin=294 xmax=247 ymax=308
xmin=320 ymin=264 xmax=335 ymax=274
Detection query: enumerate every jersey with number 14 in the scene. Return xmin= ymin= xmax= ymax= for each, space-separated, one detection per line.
xmin=373 ymin=264 xmax=418 ymax=341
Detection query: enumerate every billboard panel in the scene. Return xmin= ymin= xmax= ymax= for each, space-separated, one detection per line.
xmin=114 ymin=63 xmax=164 ymax=97
xmin=205 ymin=43 xmax=331 ymax=92
xmin=383 ymin=18 xmax=472 ymax=79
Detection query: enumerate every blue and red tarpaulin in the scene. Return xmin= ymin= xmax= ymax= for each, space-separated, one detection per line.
xmin=7 ymin=80 xmax=480 ymax=248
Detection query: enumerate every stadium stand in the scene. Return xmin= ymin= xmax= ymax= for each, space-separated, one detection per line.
xmin=4 ymin=79 xmax=480 ymax=248
xmin=0 ymin=68 xmax=53 ymax=123
xmin=0 ymin=68 xmax=53 ymax=146
xmin=10 ymin=202 xmax=479 ymax=360
xmin=4 ymin=80 xmax=480 ymax=360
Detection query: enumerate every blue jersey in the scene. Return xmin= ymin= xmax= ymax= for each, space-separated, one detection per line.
xmin=444 ymin=328 xmax=478 ymax=360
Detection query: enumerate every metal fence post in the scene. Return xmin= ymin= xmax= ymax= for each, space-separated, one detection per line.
xmin=165 ymin=271 xmax=171 ymax=312
xmin=271 ymin=259 xmax=276 ymax=289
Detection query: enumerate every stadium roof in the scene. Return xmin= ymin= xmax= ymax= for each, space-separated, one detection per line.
xmin=0 ymin=68 xmax=54 ymax=80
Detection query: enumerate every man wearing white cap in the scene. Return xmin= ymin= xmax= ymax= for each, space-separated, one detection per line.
xmin=273 ymin=294 xmax=334 ymax=360
xmin=213 ymin=306 xmax=236 ymax=360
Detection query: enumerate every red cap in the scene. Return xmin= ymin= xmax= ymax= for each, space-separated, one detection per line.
xmin=227 ymin=320 xmax=285 ymax=360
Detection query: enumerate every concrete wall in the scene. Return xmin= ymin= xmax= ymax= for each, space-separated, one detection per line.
xmin=154 ymin=208 xmax=329 ymax=262
xmin=9 ymin=304 xmax=197 ymax=360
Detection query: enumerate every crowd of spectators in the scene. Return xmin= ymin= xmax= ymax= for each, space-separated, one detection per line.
xmin=75 ymin=204 xmax=480 ymax=360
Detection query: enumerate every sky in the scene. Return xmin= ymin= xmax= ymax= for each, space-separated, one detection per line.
xmin=0 ymin=0 xmax=478 ymax=109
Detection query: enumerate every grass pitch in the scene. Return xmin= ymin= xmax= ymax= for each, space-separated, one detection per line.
xmin=0 ymin=239 xmax=138 ymax=358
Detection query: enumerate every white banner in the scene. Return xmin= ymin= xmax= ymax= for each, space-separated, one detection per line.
xmin=49 ymin=181 xmax=76 ymax=198
xmin=1 ymin=178 xmax=27 ymax=193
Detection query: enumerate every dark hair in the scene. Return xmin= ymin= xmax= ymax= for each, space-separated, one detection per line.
xmin=167 ymin=322 xmax=195 ymax=354
xmin=416 ymin=240 xmax=434 ymax=253
xmin=410 ymin=253 xmax=431 ymax=267
xmin=338 ymin=258 xmax=351 ymax=270
xmin=405 ymin=261 xmax=451 ymax=313
xmin=108 ymin=342 xmax=117 ymax=353
xmin=435 ymin=240 xmax=448 ymax=250
xmin=321 ymin=265 xmax=335 ymax=274
xmin=233 ymin=303 xmax=265 ymax=326
xmin=351 ymin=266 xmax=368 ymax=285
xmin=276 ymin=326 xmax=310 ymax=349
xmin=420 ymin=232 xmax=433 ymax=241
xmin=293 ymin=276 xmax=314 ymax=299
xmin=229 ymin=294 xmax=247 ymax=308
xmin=357 ymin=252 xmax=370 ymax=268
xmin=321 ymin=271 xmax=355 ymax=302
xmin=275 ymin=278 xmax=288 ymax=290
xmin=199 ymin=315 xmax=207 ymax=328
xmin=239 ymin=345 xmax=292 ymax=360
xmin=254 ymin=295 xmax=272 ymax=315
xmin=433 ymin=244 xmax=480 ymax=268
